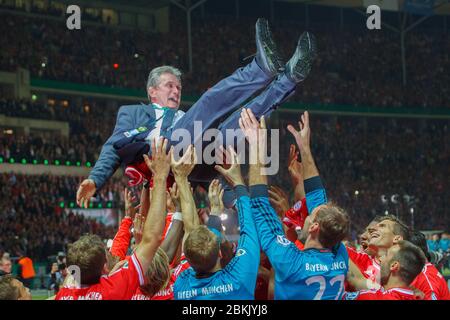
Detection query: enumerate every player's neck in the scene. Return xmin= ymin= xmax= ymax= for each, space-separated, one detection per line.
xmin=303 ymin=239 xmax=324 ymax=250
xmin=384 ymin=277 xmax=409 ymax=291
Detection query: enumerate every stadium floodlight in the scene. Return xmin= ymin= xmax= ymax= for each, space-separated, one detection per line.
xmin=391 ymin=194 xmax=399 ymax=204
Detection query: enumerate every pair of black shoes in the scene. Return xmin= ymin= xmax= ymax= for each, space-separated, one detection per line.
xmin=255 ymin=18 xmax=317 ymax=83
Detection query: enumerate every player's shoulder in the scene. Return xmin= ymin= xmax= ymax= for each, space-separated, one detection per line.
xmin=118 ymin=103 xmax=148 ymax=114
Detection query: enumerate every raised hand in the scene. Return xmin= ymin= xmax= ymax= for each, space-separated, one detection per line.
xmin=214 ymin=145 xmax=244 ymax=187
xmin=268 ymin=185 xmax=290 ymax=218
xmin=288 ymin=144 xmax=303 ymax=185
xmin=238 ymin=108 xmax=267 ymax=161
xmin=124 ymin=188 xmax=139 ymax=220
xmin=76 ymin=178 xmax=96 ymax=209
xmin=208 ymin=179 xmax=225 ymax=215
xmin=169 ymin=182 xmax=181 ymax=212
xmin=287 ymin=111 xmax=311 ymax=152
xmin=143 ymin=137 xmax=171 ymax=179
xmin=170 ymin=144 xmax=197 ymax=179
xmin=132 ymin=213 xmax=145 ymax=246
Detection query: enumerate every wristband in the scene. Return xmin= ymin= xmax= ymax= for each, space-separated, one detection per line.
xmin=172 ymin=211 xmax=183 ymax=221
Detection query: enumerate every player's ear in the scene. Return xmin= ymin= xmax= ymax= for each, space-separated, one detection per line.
xmin=309 ymin=222 xmax=319 ymax=234
xmin=390 ymin=260 xmax=400 ymax=273
xmin=392 ymin=235 xmax=402 ymax=244
xmin=148 ymin=86 xmax=158 ymax=99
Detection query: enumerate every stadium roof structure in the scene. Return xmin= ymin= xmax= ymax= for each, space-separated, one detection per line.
xmin=275 ymin=0 xmax=450 ymax=15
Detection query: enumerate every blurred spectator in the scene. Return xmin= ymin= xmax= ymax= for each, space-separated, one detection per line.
xmin=0 ymin=254 xmax=12 ymax=276
xmin=16 ymin=252 xmax=36 ymax=289
xmin=428 ymin=234 xmax=441 ymax=252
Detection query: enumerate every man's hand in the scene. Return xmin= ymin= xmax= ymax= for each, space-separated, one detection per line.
xmin=287 ymin=111 xmax=311 ymax=153
xmin=124 ymin=188 xmax=139 ymax=220
xmin=76 ymin=179 xmax=96 ymax=209
xmin=143 ymin=137 xmax=171 ymax=180
xmin=132 ymin=213 xmax=145 ymax=246
xmin=170 ymin=144 xmax=197 ymax=179
xmin=268 ymin=186 xmax=290 ymax=218
xmin=208 ymin=179 xmax=224 ymax=215
xmin=288 ymin=144 xmax=303 ymax=185
xmin=214 ymin=146 xmax=244 ymax=187
xmin=239 ymin=108 xmax=267 ymax=163
xmin=169 ymin=182 xmax=182 ymax=212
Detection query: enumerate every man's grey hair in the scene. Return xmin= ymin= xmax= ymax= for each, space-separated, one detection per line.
xmin=146 ymin=65 xmax=182 ymax=89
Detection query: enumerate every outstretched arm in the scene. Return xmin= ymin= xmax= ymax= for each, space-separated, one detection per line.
xmin=134 ymin=137 xmax=170 ymax=272
xmin=240 ymin=109 xmax=300 ymax=284
xmin=160 ymin=183 xmax=185 ymax=264
xmin=287 ymin=111 xmax=327 ymax=212
xmin=170 ymin=145 xmax=199 ymax=245
xmin=77 ymin=106 xmax=133 ymax=208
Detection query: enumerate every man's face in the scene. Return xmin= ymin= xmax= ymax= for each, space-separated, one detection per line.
xmin=12 ymin=279 xmax=32 ymax=300
xmin=368 ymin=219 xmax=400 ymax=249
xmin=379 ymin=244 xmax=399 ymax=286
xmin=298 ymin=207 xmax=320 ymax=244
xmin=148 ymin=73 xmax=181 ymax=109
xmin=360 ymin=221 xmax=377 ymax=256
xmin=0 ymin=259 xmax=12 ymax=273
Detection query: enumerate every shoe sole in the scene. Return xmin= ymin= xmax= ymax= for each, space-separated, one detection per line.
xmin=256 ymin=19 xmax=284 ymax=72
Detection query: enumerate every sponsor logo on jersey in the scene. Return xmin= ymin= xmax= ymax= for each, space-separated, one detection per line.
xmin=276 ymin=235 xmax=291 ymax=246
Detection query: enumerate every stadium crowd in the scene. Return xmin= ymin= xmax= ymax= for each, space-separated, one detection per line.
xmin=0 ymin=173 xmax=122 ymax=261
xmin=0 ymin=11 xmax=449 ymax=108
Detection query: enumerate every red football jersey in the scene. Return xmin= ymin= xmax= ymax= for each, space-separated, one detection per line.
xmin=410 ymin=262 xmax=450 ymax=300
xmin=56 ymin=253 xmax=144 ymax=300
xmin=344 ymin=287 xmax=419 ymax=300
xmin=346 ymin=246 xmax=380 ymax=283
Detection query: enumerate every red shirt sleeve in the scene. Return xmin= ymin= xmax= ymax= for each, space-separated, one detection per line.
xmin=283 ymin=198 xmax=309 ymax=229
xmin=346 ymin=246 xmax=371 ymax=274
xmin=110 ymin=217 xmax=133 ymax=260
xmin=100 ymin=253 xmax=145 ymax=300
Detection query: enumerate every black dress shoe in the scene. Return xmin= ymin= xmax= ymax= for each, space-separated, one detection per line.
xmin=255 ymin=18 xmax=284 ymax=76
xmin=285 ymin=31 xmax=317 ymax=83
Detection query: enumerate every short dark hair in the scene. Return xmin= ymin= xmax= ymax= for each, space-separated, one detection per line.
xmin=0 ymin=275 xmax=19 ymax=300
xmin=380 ymin=215 xmax=410 ymax=240
xmin=408 ymin=230 xmax=431 ymax=261
xmin=393 ymin=240 xmax=426 ymax=285
xmin=67 ymin=234 xmax=106 ymax=285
